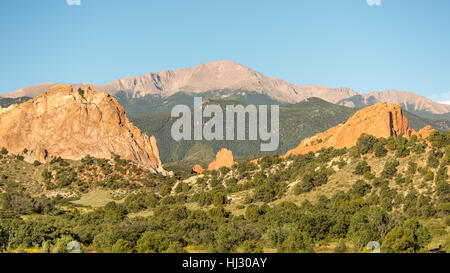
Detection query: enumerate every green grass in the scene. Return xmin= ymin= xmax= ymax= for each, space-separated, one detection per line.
xmin=72 ymin=190 xmax=124 ymax=207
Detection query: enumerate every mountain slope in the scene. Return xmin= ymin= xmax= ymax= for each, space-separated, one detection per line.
xmin=1 ymin=61 xmax=358 ymax=105
xmin=2 ymin=61 xmax=449 ymax=118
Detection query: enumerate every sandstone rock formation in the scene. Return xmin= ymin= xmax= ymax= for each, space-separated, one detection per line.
xmin=192 ymin=164 xmax=204 ymax=174
xmin=0 ymin=84 xmax=167 ymax=174
xmin=416 ymin=125 xmax=436 ymax=139
xmin=208 ymin=148 xmax=236 ymax=171
xmin=285 ymin=102 xmax=418 ymax=156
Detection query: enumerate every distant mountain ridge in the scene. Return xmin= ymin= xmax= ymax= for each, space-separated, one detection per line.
xmin=337 ymin=90 xmax=450 ymax=119
xmin=2 ymin=61 xmax=449 ymax=117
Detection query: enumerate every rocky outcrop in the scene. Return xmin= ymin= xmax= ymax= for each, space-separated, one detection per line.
xmin=192 ymin=164 xmax=204 ymax=174
xmin=285 ymin=103 xmax=416 ymax=156
xmin=208 ymin=148 xmax=236 ymax=171
xmin=416 ymin=125 xmax=435 ymax=139
xmin=0 ymin=85 xmax=167 ymax=174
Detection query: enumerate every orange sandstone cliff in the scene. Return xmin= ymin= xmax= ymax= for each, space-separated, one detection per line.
xmin=0 ymin=85 xmax=167 ymax=174
xmin=192 ymin=164 xmax=204 ymax=174
xmin=285 ymin=102 xmax=433 ymax=157
xmin=208 ymin=148 xmax=236 ymax=171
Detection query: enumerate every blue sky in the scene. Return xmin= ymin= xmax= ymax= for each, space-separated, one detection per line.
xmin=1 ymin=0 xmax=449 ymax=102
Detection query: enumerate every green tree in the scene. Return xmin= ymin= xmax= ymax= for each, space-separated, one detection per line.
xmin=245 ymin=205 xmax=262 ymax=222
xmin=347 ymin=210 xmax=381 ymax=250
xmin=93 ymin=231 xmax=116 ymax=253
xmin=373 ymin=142 xmax=387 ymax=157
xmin=381 ymin=159 xmax=400 ymax=179
xmin=213 ymin=192 xmax=226 ymax=207
xmin=351 ymin=180 xmax=372 ymax=197
xmin=381 ymin=219 xmax=431 ymax=253
xmin=357 ymin=134 xmax=378 ymax=154
xmin=112 ymin=239 xmax=134 ymax=253
xmin=160 ymin=184 xmax=173 ymax=196
xmin=51 ymin=235 xmax=75 ymax=253
xmin=427 ymin=150 xmax=440 ymax=169
xmin=353 ymin=161 xmax=371 ymax=176
xmin=137 ymin=231 xmax=170 ymax=253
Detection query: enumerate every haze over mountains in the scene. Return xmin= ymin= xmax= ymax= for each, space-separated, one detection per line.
xmin=2 ymin=61 xmax=449 ymax=119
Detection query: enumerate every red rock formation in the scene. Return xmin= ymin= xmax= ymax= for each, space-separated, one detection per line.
xmin=192 ymin=164 xmax=204 ymax=174
xmin=0 ymin=85 xmax=167 ymax=174
xmin=285 ymin=102 xmax=416 ymax=157
xmin=416 ymin=125 xmax=435 ymax=139
xmin=208 ymin=148 xmax=236 ymax=171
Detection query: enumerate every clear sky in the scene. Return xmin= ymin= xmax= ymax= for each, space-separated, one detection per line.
xmin=1 ymin=0 xmax=449 ymax=102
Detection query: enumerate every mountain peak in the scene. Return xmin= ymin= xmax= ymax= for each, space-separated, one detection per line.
xmin=2 ymin=62 xmax=449 ymax=116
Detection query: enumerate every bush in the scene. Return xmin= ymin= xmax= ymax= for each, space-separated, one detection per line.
xmin=351 ymin=180 xmax=372 ymax=197
xmin=395 ymin=136 xmax=410 ymax=158
xmin=357 ymin=134 xmax=378 ymax=154
xmin=381 ymin=159 xmax=399 ymax=179
xmin=381 ymin=218 xmax=431 ymax=253
xmin=353 ymin=161 xmax=371 ymax=176
xmin=41 ymin=169 xmax=52 ymax=180
xmin=245 ymin=205 xmax=263 ymax=222
xmin=427 ymin=150 xmax=440 ymax=169
xmin=112 ymin=239 xmax=134 ymax=253
xmin=137 ymin=232 xmax=170 ymax=253
xmin=160 ymin=184 xmax=173 ymax=196
xmin=0 ymin=147 xmax=7 ymax=155
xmin=428 ymin=131 xmax=449 ymax=149
xmin=373 ymin=142 xmax=387 ymax=157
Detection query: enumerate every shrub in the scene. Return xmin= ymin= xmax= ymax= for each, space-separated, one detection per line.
xmin=381 ymin=218 xmax=431 ymax=253
xmin=136 ymin=232 xmax=170 ymax=253
xmin=351 ymin=180 xmax=372 ymax=197
xmin=357 ymin=134 xmax=378 ymax=154
xmin=427 ymin=150 xmax=440 ymax=169
xmin=353 ymin=161 xmax=371 ymax=176
xmin=160 ymin=184 xmax=173 ymax=196
xmin=381 ymin=159 xmax=399 ymax=179
xmin=373 ymin=142 xmax=387 ymax=157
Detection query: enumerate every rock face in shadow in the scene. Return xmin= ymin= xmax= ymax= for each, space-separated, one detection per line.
xmin=208 ymin=148 xmax=236 ymax=171
xmin=0 ymin=84 xmax=167 ymax=174
xmin=285 ymin=102 xmax=432 ymax=156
